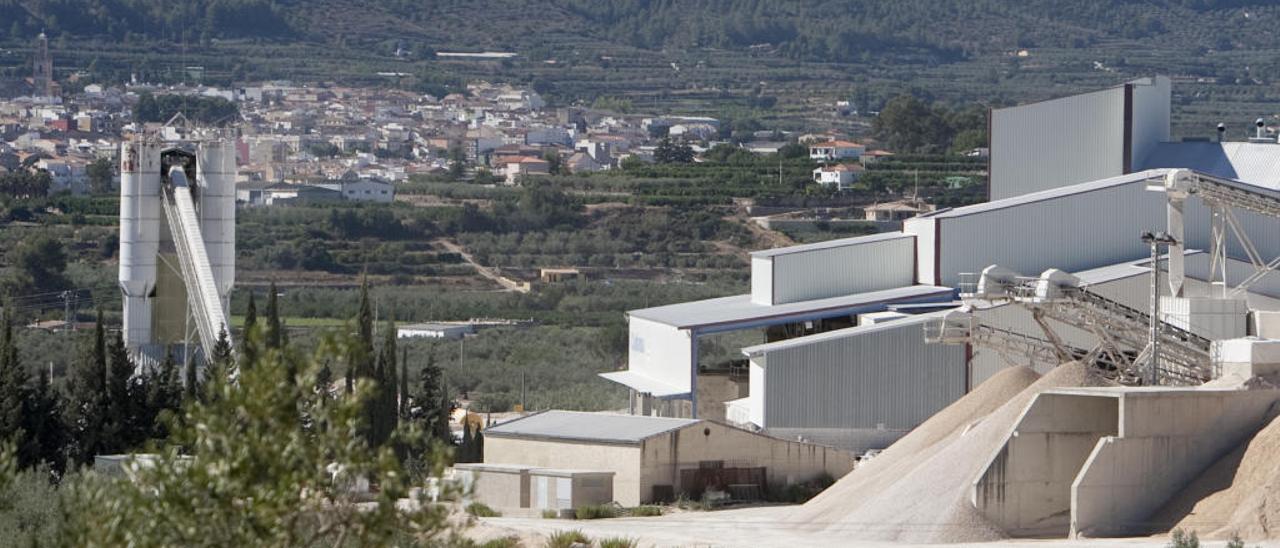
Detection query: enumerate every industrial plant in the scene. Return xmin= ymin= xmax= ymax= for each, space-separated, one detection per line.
xmin=496 ymin=75 xmax=1280 ymax=540
xmin=118 ymin=127 xmax=236 ymax=368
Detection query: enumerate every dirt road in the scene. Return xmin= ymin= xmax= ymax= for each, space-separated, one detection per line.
xmin=435 ymin=239 xmax=530 ymax=293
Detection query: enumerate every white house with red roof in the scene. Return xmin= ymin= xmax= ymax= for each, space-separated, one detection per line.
xmin=808 ymin=140 xmax=865 ymax=161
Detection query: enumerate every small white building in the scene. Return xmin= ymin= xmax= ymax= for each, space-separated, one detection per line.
xmin=809 ymin=140 xmax=865 ymax=161
xmin=317 ymin=177 xmax=395 ymax=203
xmin=397 ymin=323 xmax=475 ymax=340
xmin=812 ymin=163 xmax=864 ymax=191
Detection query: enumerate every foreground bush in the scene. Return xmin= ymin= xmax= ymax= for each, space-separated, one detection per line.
xmin=49 ymin=329 xmax=459 ymax=546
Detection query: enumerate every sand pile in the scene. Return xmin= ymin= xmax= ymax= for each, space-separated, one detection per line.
xmin=1149 ymin=404 xmax=1280 ymax=540
xmin=790 ymin=362 xmax=1114 ymax=544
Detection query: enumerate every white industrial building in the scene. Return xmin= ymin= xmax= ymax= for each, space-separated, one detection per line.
xmin=602 ymin=76 xmax=1280 ymax=452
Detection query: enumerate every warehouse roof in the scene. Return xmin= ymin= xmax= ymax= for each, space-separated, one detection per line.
xmin=627 ymin=285 xmax=954 ymax=332
xmin=1140 ymin=141 xmax=1280 ymax=191
xmin=484 ymin=410 xmax=698 ymax=444
xmin=917 ymin=169 xmax=1170 ymax=219
xmin=749 ymin=231 xmax=913 ymax=259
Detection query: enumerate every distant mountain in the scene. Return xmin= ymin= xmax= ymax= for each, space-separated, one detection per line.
xmin=3 ymin=0 xmax=1279 ymax=60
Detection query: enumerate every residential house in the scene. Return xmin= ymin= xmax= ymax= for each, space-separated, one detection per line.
xmin=812 ymin=163 xmax=864 ymax=191
xmin=809 ymin=140 xmax=865 ymax=161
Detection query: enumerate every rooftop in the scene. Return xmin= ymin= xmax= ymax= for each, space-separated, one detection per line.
xmin=627 ymin=284 xmax=953 ymax=332
xmin=484 ymin=410 xmax=698 ymax=444
xmin=750 ymin=231 xmax=914 ymax=259
xmin=1140 ymin=141 xmax=1280 ymax=191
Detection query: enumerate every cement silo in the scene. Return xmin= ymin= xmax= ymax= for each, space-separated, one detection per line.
xmin=119 ymin=138 xmax=162 ymax=348
xmin=118 ymin=133 xmax=236 ymax=366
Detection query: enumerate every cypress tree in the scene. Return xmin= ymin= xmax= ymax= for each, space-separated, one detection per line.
xmin=65 ymin=308 xmax=109 ymax=464
xmin=104 ymin=331 xmax=137 ymax=452
xmin=241 ymin=293 xmax=259 ymax=369
xmin=145 ymin=346 xmax=181 ymax=440
xmin=244 ymin=292 xmax=258 ymax=333
xmin=265 ymin=281 xmax=282 ymax=350
xmin=27 ymin=369 xmax=65 ymax=472
xmin=419 ymin=352 xmax=452 ymax=445
xmin=184 ymin=348 xmax=199 ymax=402
xmin=0 ymin=304 xmax=33 ymax=466
xmin=473 ymin=426 xmax=484 ymax=462
xmin=398 ymin=348 xmax=409 ymax=419
xmin=382 ymin=317 xmax=398 ymax=432
xmin=355 ymin=276 xmax=374 ymax=378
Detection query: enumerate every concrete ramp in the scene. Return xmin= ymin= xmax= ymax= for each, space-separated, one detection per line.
xmin=970 ymin=386 xmax=1280 ymax=538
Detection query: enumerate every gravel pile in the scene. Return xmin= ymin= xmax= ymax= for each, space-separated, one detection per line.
xmin=790 ymin=362 xmax=1112 ymax=543
xmin=1150 ymin=405 xmax=1280 ymax=540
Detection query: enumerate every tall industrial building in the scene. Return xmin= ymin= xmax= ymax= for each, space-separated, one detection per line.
xmin=31 ymin=32 xmax=53 ymax=99
xmin=119 ymin=134 xmax=235 ymax=367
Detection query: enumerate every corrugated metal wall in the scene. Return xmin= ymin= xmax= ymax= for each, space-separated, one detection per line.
xmin=758 ymin=318 xmax=965 ymax=429
xmin=991 ymin=87 xmax=1127 ymax=200
xmin=934 ymin=182 xmax=1279 ymax=289
xmin=936 ymin=181 xmax=1165 ymax=287
xmin=768 ymin=236 xmax=916 ymax=305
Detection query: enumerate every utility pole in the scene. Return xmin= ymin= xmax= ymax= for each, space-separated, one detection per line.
xmin=1142 ymin=230 xmax=1177 ymax=386
xmin=61 ymin=290 xmax=73 ymax=336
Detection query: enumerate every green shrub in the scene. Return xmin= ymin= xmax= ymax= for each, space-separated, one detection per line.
xmin=629 ymin=505 xmax=663 ymax=517
xmin=466 ymin=502 xmax=502 ymax=518
xmin=544 ymin=529 xmax=589 ymax=548
xmin=1168 ymin=528 xmax=1200 ymax=548
xmin=598 ymin=537 xmax=638 ymax=548
xmin=574 ymin=503 xmax=618 ymax=520
xmin=480 ymin=536 xmax=522 ymax=548
xmin=541 ymin=509 xmax=559 ymax=519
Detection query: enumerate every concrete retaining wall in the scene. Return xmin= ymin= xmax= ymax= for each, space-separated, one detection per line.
xmin=1071 ymin=389 xmax=1280 ymax=538
xmin=973 ymin=393 xmax=1119 ymax=536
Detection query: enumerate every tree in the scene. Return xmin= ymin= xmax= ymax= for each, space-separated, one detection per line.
xmin=135 ymin=92 xmax=160 ymax=123
xmin=265 ymin=281 xmax=282 ymax=350
xmin=875 ymin=93 xmax=957 ymax=154
xmin=654 ymin=137 xmax=694 ymax=164
xmin=86 ymin=157 xmax=115 ymax=195
xmin=447 ymin=147 xmax=466 ymax=181
xmin=544 ymin=150 xmax=563 ymax=175
xmin=103 ymin=331 xmax=138 ymax=452
xmin=144 ymin=347 xmax=182 ymax=441
xmin=399 ymin=348 xmax=409 ymax=419
xmin=9 ymin=236 xmax=69 ymax=294
xmin=0 ymin=305 xmax=32 ymax=467
xmin=241 ymin=292 xmax=258 ymax=368
xmin=418 ymin=353 xmax=452 ymax=445
xmin=26 ymin=369 xmax=65 ymax=472
xmin=378 ymin=317 xmax=399 ymax=446
xmin=65 ymin=309 xmax=109 ymax=464
xmin=63 ymin=332 xmax=460 ymax=546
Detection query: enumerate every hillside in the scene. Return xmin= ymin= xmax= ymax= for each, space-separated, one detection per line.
xmin=1 ymin=1 xmax=1278 ymax=135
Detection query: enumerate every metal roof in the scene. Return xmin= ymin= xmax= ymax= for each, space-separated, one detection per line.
xmin=740 ymin=310 xmax=948 ymax=356
xmin=749 ymin=232 xmax=914 ymax=259
xmin=917 ymin=169 xmax=1171 ymax=219
xmin=1140 ymin=141 xmax=1280 ymax=191
xmin=483 ymin=410 xmax=698 ymax=444
xmin=627 ymin=285 xmax=955 ymax=332
xmin=598 ymin=370 xmax=689 ymax=398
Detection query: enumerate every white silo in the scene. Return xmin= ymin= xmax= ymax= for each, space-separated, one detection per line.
xmin=197 ymin=139 xmax=236 ymax=311
xmin=118 ymin=138 xmax=161 ymax=348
